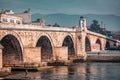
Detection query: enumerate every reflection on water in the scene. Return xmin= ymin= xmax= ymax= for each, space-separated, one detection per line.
xmin=4 ymin=62 xmax=120 ymax=80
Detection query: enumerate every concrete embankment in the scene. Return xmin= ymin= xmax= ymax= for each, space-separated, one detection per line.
xmin=87 ymin=51 xmax=120 ymax=62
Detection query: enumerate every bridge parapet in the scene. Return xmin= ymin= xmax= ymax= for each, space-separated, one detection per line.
xmin=87 ymin=30 xmax=107 ymax=38
xmin=87 ymin=30 xmax=120 ymax=43
xmin=106 ymin=37 xmax=120 ymax=42
xmin=0 ymin=23 xmax=76 ymax=32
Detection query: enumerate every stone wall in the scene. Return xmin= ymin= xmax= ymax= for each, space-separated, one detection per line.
xmin=0 ymin=22 xmax=119 ymax=66
xmin=23 ymin=47 xmax=41 ymax=63
xmin=86 ymin=33 xmax=107 ymax=52
xmin=0 ymin=49 xmax=2 ymax=68
xmin=14 ymin=10 xmax=31 ymax=23
xmin=54 ymin=47 xmax=68 ymax=61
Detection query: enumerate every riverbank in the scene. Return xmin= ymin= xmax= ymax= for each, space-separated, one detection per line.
xmin=0 ymin=66 xmax=55 ymax=79
xmin=2 ymin=62 xmax=120 ymax=80
xmin=87 ymin=51 xmax=120 ymax=62
xmin=0 ymin=51 xmax=120 ymax=78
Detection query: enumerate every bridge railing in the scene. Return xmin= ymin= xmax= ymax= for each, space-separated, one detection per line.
xmin=87 ymin=30 xmax=107 ymax=38
xmin=0 ymin=23 xmax=76 ymax=32
xmin=87 ymin=30 xmax=120 ymax=43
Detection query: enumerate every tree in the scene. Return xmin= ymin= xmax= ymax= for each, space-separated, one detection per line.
xmin=53 ymin=22 xmax=60 ymax=27
xmin=90 ymin=20 xmax=112 ymax=37
xmin=90 ymin=20 xmax=101 ymax=33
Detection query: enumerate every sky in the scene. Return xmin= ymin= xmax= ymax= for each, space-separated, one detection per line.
xmin=0 ymin=0 xmax=120 ymax=16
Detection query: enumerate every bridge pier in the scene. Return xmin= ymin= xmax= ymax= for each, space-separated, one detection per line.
xmin=23 ymin=46 xmax=69 ymax=64
xmin=76 ymin=29 xmax=87 ymax=60
xmin=23 ymin=47 xmax=41 ymax=63
xmin=54 ymin=47 xmax=68 ymax=61
xmin=0 ymin=48 xmax=2 ymax=68
xmin=0 ymin=44 xmax=3 ymax=68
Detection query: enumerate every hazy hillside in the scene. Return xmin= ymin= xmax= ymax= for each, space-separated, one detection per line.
xmin=32 ymin=13 xmax=120 ymax=31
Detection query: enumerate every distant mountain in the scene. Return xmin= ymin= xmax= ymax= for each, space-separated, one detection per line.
xmin=32 ymin=13 xmax=120 ymax=31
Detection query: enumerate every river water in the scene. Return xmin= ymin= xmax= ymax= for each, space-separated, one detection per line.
xmin=4 ymin=62 xmax=120 ymax=80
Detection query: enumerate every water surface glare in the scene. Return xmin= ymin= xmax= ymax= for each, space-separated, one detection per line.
xmin=4 ymin=62 xmax=120 ymax=80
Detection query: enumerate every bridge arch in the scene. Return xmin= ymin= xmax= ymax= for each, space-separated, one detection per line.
xmin=35 ymin=33 xmax=54 ymax=47
xmin=0 ymin=31 xmax=23 ymax=52
xmin=62 ymin=35 xmax=75 ymax=55
xmin=0 ymin=34 xmax=23 ymax=66
xmin=105 ymin=40 xmax=110 ymax=50
xmin=95 ymin=38 xmax=102 ymax=50
xmin=85 ymin=36 xmax=91 ymax=52
xmin=36 ymin=33 xmax=53 ymax=62
xmin=61 ymin=33 xmax=75 ymax=46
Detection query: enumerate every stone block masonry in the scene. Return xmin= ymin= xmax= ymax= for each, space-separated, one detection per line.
xmin=23 ymin=47 xmax=41 ymax=63
xmin=0 ymin=49 xmax=2 ymax=68
xmin=54 ymin=47 xmax=68 ymax=61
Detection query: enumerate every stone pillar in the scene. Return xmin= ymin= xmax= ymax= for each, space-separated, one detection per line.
xmin=53 ymin=47 xmax=68 ymax=61
xmin=23 ymin=47 xmax=41 ymax=63
xmin=90 ymin=45 xmax=95 ymax=52
xmin=76 ymin=28 xmax=87 ymax=60
xmin=90 ymin=38 xmax=96 ymax=52
xmin=76 ymin=31 xmax=82 ymax=56
xmin=77 ymin=16 xmax=87 ymax=60
xmin=0 ymin=44 xmax=3 ymax=68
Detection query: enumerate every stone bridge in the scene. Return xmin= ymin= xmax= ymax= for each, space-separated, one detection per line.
xmin=0 ymin=22 xmax=120 ymax=68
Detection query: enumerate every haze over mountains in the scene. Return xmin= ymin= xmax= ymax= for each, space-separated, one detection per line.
xmin=32 ymin=13 xmax=120 ymax=31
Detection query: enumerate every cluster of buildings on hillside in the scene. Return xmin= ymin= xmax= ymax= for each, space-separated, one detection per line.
xmin=0 ymin=9 xmax=119 ymax=39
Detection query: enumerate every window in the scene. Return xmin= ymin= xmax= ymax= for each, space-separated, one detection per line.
xmin=16 ymin=21 xmax=20 ymax=24
xmin=3 ymin=18 xmax=8 ymax=22
xmin=10 ymin=19 xmax=14 ymax=23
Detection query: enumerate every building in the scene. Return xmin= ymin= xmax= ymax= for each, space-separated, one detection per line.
xmin=1 ymin=9 xmax=31 ymax=24
xmin=0 ymin=9 xmax=47 ymax=27
xmin=0 ymin=13 xmax=22 ymax=24
xmin=32 ymin=18 xmax=46 ymax=27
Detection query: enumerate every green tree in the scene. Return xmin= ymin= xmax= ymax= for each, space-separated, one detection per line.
xmin=90 ymin=20 xmax=112 ymax=37
xmin=90 ymin=20 xmax=101 ymax=33
xmin=53 ymin=22 xmax=60 ymax=27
